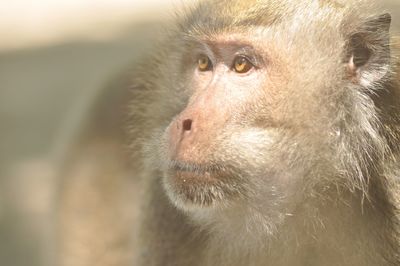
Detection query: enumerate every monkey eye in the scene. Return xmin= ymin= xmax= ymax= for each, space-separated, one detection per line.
xmin=197 ymin=55 xmax=212 ymax=71
xmin=233 ymin=56 xmax=253 ymax=74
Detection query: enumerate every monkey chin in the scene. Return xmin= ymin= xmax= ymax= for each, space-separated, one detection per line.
xmin=162 ymin=161 xmax=243 ymax=212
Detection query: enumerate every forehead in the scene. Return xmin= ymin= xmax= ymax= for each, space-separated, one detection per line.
xmin=180 ymin=0 xmax=348 ymax=46
xmin=196 ymin=27 xmax=271 ymax=46
xmin=178 ymin=0 xmax=354 ymax=69
xmin=180 ymin=2 xmax=285 ymax=37
xmin=180 ymin=0 xmax=346 ymax=32
xmin=183 ymin=27 xmax=277 ymax=58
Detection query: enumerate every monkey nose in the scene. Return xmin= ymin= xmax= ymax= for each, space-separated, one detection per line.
xmin=168 ymin=118 xmax=194 ymax=159
xmin=182 ymin=119 xmax=193 ymax=132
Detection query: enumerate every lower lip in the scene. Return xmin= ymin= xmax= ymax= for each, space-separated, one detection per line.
xmin=170 ymin=169 xmax=219 ymax=183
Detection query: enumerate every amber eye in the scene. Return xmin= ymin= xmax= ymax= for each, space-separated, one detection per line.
xmin=197 ymin=55 xmax=212 ymax=71
xmin=233 ymin=56 xmax=253 ymax=73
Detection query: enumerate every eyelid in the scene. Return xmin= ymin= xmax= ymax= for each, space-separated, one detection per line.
xmin=238 ymin=46 xmax=261 ymax=60
xmin=234 ymin=54 xmax=257 ymax=69
xmin=195 ymin=50 xmax=214 ymax=63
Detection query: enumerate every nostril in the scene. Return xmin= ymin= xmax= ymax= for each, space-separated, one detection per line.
xmin=182 ymin=119 xmax=193 ymax=131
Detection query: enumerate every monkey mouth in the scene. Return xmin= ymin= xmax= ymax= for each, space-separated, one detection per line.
xmin=168 ymin=160 xmax=223 ymax=181
xmin=164 ymin=160 xmax=243 ymax=207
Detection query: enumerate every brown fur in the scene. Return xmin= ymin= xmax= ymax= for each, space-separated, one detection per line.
xmin=58 ymin=1 xmax=400 ymax=266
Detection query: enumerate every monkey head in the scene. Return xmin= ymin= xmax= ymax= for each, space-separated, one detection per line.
xmin=140 ymin=0 xmax=393 ymax=232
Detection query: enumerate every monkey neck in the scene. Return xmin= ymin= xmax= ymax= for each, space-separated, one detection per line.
xmin=200 ymin=186 xmax=394 ymax=266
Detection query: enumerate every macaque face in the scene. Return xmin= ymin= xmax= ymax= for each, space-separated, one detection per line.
xmin=160 ymin=32 xmax=311 ymax=214
xmin=156 ymin=7 xmax=391 ymax=219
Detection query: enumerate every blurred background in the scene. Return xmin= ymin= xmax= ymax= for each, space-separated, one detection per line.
xmin=0 ymin=1 xmax=185 ymax=265
xmin=0 ymin=1 xmax=398 ymax=266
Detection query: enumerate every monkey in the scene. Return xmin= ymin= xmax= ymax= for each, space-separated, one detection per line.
xmin=57 ymin=0 xmax=400 ymax=266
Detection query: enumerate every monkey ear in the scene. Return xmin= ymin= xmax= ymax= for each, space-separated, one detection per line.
xmin=346 ymin=13 xmax=391 ymax=87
